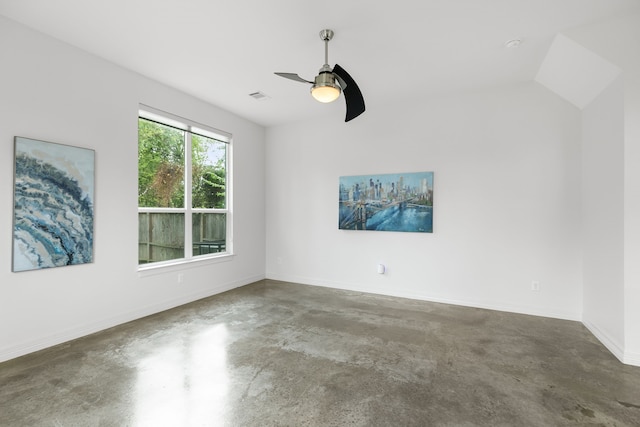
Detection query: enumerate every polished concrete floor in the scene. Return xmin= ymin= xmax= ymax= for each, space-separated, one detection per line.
xmin=2 ymin=280 xmax=640 ymax=426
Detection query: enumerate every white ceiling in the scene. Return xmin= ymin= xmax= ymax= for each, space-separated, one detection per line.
xmin=1 ymin=0 xmax=638 ymax=127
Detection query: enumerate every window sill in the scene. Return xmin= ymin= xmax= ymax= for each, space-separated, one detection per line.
xmin=137 ymin=253 xmax=235 ymax=278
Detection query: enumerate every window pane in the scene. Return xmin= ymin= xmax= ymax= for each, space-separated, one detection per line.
xmin=138 ymin=118 xmax=185 ymax=208
xmin=139 ymin=212 xmax=185 ymax=264
xmin=192 ymin=213 xmax=226 ymax=255
xmin=191 ymin=134 xmax=226 ymax=209
xmin=138 ymin=108 xmax=231 ymax=268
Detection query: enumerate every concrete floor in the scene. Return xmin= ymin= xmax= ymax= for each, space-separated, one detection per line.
xmin=2 ymin=280 xmax=640 ymax=427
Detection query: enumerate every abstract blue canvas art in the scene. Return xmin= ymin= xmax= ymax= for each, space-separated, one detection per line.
xmin=13 ymin=137 xmax=95 ymax=272
xmin=339 ymin=171 xmax=434 ymax=233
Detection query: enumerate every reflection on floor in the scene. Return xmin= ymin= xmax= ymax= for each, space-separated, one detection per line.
xmin=2 ymin=280 xmax=640 ymax=426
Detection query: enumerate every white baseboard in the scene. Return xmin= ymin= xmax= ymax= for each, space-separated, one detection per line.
xmin=0 ymin=274 xmax=264 ymax=363
xmin=582 ymin=320 xmax=640 ymax=367
xmin=582 ymin=320 xmax=626 ymax=364
xmin=265 ymin=273 xmax=581 ymax=321
xmin=623 ymin=351 xmax=640 ymax=366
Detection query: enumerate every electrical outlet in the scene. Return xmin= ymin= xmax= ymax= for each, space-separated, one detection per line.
xmin=531 ymin=280 xmax=540 ymax=291
xmin=178 ymin=273 xmax=184 ymax=283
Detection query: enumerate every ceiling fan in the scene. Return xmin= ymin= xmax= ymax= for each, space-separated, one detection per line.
xmin=275 ymin=29 xmax=365 ymax=122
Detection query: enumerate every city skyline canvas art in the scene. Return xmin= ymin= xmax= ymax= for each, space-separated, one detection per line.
xmin=339 ymin=171 xmax=434 ymax=233
xmin=13 ymin=137 xmax=95 ymax=272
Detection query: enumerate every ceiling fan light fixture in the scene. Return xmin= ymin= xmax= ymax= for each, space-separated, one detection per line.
xmin=311 ymin=72 xmax=341 ymax=103
xmin=311 ymin=84 xmax=341 ymax=103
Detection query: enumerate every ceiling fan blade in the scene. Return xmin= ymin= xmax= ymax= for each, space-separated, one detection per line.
xmin=274 ymin=72 xmax=313 ymax=84
xmin=332 ymin=64 xmax=365 ymax=122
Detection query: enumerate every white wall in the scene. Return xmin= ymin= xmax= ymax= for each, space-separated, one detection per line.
xmin=581 ymin=77 xmax=625 ymax=355
xmin=0 ymin=17 xmax=266 ymax=362
xmin=566 ymin=13 xmax=640 ymax=365
xmin=266 ymin=83 xmax=583 ymax=320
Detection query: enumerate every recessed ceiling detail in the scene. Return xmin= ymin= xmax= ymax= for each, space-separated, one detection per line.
xmin=535 ymin=33 xmax=621 ymax=109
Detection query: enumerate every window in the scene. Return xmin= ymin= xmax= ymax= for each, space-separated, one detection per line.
xmin=138 ymin=107 xmax=231 ymax=267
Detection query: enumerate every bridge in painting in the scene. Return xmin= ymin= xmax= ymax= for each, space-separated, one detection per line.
xmin=339 ymin=196 xmax=428 ymax=230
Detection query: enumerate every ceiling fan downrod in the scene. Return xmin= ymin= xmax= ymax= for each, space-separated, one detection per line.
xmin=319 ymin=29 xmax=334 ymax=69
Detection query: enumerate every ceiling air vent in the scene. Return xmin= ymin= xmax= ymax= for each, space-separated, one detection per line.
xmin=249 ymin=91 xmax=270 ymax=101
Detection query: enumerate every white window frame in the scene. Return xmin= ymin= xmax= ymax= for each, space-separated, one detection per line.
xmin=137 ymin=105 xmax=233 ymax=272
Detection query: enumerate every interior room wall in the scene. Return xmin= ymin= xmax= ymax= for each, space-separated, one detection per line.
xmin=565 ymin=13 xmax=640 ymax=364
xmin=265 ymin=83 xmax=583 ymax=321
xmin=0 ymin=16 xmax=266 ymax=362
xmin=580 ymin=77 xmax=625 ymax=356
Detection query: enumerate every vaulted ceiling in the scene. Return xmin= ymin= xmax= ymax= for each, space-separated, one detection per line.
xmin=0 ymin=0 xmax=638 ymax=127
